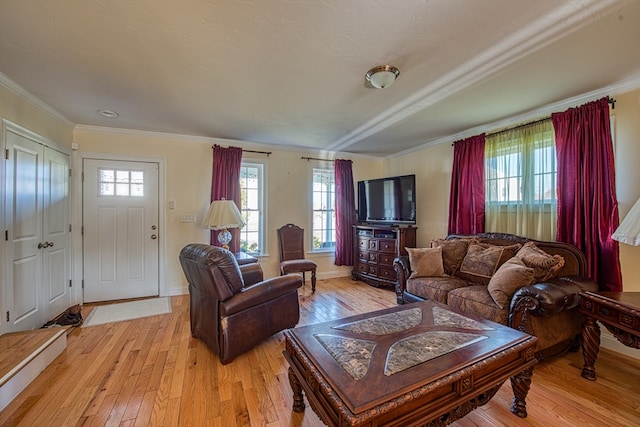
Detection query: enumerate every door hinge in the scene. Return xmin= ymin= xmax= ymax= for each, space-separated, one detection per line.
xmin=5 ymin=230 xmax=8 ymax=241
xmin=81 ymin=226 xmax=84 ymax=235
xmin=5 ymin=149 xmax=9 ymax=160
xmin=82 ymin=279 xmax=84 ymax=289
xmin=6 ymin=311 xmax=9 ymax=322
xmin=69 ymin=168 xmax=72 ymax=177
xmin=81 ymin=171 xmax=84 ymax=182
xmin=69 ymin=279 xmax=72 ymax=288
xmin=69 ymin=224 xmax=72 ymax=232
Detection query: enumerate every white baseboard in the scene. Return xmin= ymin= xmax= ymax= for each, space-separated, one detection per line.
xmin=600 ymin=329 xmax=640 ymax=360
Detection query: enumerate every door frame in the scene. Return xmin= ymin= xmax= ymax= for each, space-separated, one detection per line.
xmin=72 ymin=152 xmax=166 ymax=304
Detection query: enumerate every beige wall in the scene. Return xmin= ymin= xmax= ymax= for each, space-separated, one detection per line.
xmin=387 ymin=88 xmax=640 ymax=292
xmin=2 ymin=79 xmax=639 ymax=299
xmin=0 ymin=85 xmax=74 ymax=147
xmin=613 ymin=89 xmax=640 ymax=292
xmin=73 ymin=128 xmax=384 ymax=294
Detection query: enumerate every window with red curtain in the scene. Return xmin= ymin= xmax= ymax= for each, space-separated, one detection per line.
xmin=210 ymin=145 xmax=243 ymax=252
xmin=334 ymin=159 xmax=355 ymax=266
xmin=552 ymin=97 xmax=622 ymax=291
xmin=448 ymin=134 xmax=486 ymax=235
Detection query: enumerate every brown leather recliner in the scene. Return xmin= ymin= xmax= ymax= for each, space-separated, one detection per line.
xmin=179 ymin=244 xmax=302 ymax=364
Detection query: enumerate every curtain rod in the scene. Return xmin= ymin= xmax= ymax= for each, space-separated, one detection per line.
xmin=211 ymin=146 xmax=271 ymax=156
xmin=301 ymin=156 xmax=335 ymax=162
xmin=453 ymin=97 xmax=617 ymax=145
xmin=485 ymin=117 xmax=551 ymax=138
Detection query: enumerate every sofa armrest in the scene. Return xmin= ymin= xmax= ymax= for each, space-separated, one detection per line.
xmin=221 ymin=274 xmax=303 ymax=316
xmin=508 ymin=275 xmax=598 ymax=335
xmin=393 ymin=256 xmax=411 ymax=305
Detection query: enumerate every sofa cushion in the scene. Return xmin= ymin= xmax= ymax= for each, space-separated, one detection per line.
xmin=516 ymin=242 xmax=565 ymax=281
xmin=431 ymin=238 xmax=477 ymax=276
xmin=487 ymin=257 xmax=535 ymax=309
xmin=406 ymin=247 xmax=445 ymax=278
xmin=447 ymin=285 xmax=509 ymax=325
xmin=455 ymin=243 xmax=504 ymax=284
xmin=405 ymin=276 xmax=470 ymax=304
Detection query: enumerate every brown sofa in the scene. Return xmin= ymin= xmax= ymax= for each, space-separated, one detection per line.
xmin=393 ymin=233 xmax=598 ymax=360
xmin=179 ymin=244 xmax=302 ymax=364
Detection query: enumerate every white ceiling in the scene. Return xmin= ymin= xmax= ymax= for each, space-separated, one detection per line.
xmin=1 ymin=0 xmax=639 ymax=157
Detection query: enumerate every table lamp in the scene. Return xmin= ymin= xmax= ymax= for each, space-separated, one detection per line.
xmin=612 ymin=198 xmax=640 ymax=246
xmin=202 ymin=199 xmax=245 ymax=250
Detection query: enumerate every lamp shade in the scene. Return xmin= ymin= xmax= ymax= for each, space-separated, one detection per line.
xmin=202 ymin=199 xmax=245 ymax=230
xmin=612 ymin=198 xmax=640 ymax=246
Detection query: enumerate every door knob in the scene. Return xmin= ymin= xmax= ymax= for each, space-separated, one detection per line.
xmin=151 ymin=234 xmax=157 ymax=239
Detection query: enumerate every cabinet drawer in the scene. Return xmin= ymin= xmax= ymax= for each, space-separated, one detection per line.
xmin=358 ymin=238 xmax=369 ymax=250
xmin=378 ymin=253 xmax=395 ymax=266
xmin=367 ymin=240 xmax=379 ymax=251
xmin=368 ymin=252 xmax=379 ymax=263
xmin=357 ymin=250 xmax=369 ymax=263
xmin=355 ymin=262 xmax=368 ymax=273
xmin=367 ymin=265 xmax=378 ymax=276
xmin=378 ymin=266 xmax=395 ymax=280
xmin=378 ymin=239 xmax=396 ymax=253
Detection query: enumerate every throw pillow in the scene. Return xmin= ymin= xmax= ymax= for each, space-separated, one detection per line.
xmin=455 ymin=243 xmax=504 ymax=284
xmin=515 ymin=242 xmax=565 ymax=282
xmin=487 ymin=257 xmax=535 ymax=309
xmin=406 ymin=247 xmax=445 ymax=278
xmin=430 ymin=237 xmax=478 ymax=276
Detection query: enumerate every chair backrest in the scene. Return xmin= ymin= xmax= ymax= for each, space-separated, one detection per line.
xmin=277 ymin=223 xmax=306 ymax=261
xmin=179 ymin=244 xmax=244 ymax=301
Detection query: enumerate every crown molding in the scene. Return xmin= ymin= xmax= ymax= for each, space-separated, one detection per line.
xmin=388 ymin=72 xmax=640 ymax=159
xmin=0 ymin=72 xmax=75 ymax=128
xmin=73 ymin=124 xmax=375 ymax=161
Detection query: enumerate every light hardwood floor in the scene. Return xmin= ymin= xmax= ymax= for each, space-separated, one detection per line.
xmin=1 ymin=277 xmax=639 ymax=426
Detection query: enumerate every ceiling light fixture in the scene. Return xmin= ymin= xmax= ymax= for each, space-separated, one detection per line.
xmin=98 ymin=109 xmax=119 ymax=118
xmin=365 ymin=65 xmax=400 ymax=89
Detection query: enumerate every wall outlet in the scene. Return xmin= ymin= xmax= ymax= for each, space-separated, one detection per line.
xmin=180 ymin=214 xmax=196 ymax=223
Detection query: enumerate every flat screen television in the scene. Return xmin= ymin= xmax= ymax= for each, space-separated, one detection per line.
xmin=357 ymin=174 xmax=416 ymax=225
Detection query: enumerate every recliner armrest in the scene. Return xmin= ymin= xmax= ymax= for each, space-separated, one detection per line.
xmin=221 ymin=274 xmax=303 ymax=316
xmin=239 ymin=263 xmax=263 ymax=287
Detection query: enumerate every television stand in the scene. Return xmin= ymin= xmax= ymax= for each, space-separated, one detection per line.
xmin=352 ymin=224 xmax=417 ymax=289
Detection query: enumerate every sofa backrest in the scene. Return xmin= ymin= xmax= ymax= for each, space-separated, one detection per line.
xmin=446 ymin=232 xmax=587 ymax=277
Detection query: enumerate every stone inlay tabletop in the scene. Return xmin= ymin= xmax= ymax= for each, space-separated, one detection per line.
xmin=314 ymin=305 xmax=496 ymax=379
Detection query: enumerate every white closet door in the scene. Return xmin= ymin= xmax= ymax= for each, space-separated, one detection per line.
xmin=42 ymin=147 xmax=71 ymax=321
xmin=4 ymin=128 xmax=71 ymax=331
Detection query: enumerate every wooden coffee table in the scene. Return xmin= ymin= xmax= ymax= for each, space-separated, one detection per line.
xmin=283 ymin=300 xmax=537 ymax=426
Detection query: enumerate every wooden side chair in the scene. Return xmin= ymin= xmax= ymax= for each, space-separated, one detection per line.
xmin=277 ymin=224 xmax=317 ymax=292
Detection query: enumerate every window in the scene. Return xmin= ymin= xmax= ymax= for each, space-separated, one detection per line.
xmin=98 ymin=168 xmax=144 ymax=197
xmin=485 ymin=120 xmax=557 ymax=240
xmin=239 ymin=162 xmax=264 ymax=255
xmin=312 ymin=168 xmax=335 ymax=251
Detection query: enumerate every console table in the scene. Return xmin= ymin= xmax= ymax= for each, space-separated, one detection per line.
xmin=580 ymin=291 xmax=640 ymax=380
xmin=352 ymin=225 xmax=416 ymax=289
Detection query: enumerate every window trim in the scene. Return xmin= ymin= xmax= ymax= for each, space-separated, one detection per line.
xmin=239 ymin=161 xmax=267 ymax=256
xmin=310 ymin=166 xmax=336 ymax=254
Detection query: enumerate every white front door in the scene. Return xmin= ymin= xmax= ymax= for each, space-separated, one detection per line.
xmin=83 ymin=159 xmax=159 ymax=302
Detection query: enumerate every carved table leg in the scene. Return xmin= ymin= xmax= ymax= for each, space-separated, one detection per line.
xmin=288 ymin=367 xmax=306 ymax=412
xmin=510 ymin=366 xmax=533 ymax=418
xmin=581 ymin=315 xmax=601 ymax=381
